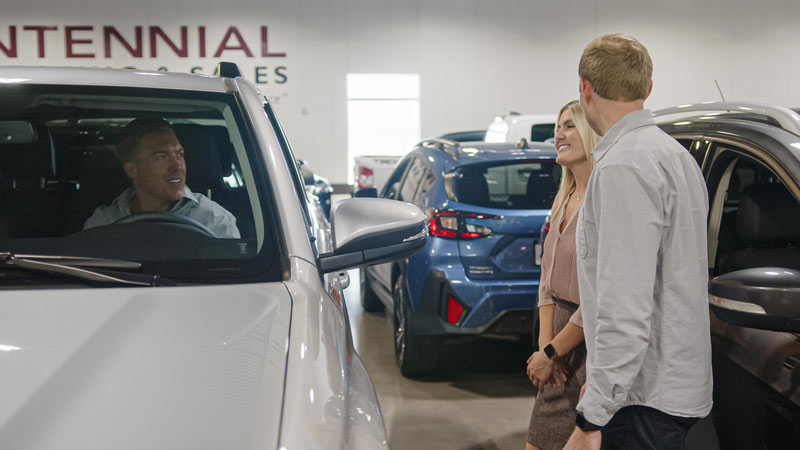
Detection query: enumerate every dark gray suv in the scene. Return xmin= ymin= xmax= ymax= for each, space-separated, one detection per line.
xmin=655 ymin=102 xmax=800 ymax=450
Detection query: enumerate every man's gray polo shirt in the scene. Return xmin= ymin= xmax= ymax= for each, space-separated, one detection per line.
xmin=84 ymin=186 xmax=240 ymax=239
xmin=575 ymin=109 xmax=712 ymax=426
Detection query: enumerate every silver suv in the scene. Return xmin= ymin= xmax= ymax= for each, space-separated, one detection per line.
xmin=0 ymin=64 xmax=427 ymax=449
xmin=656 ymin=102 xmax=800 ymax=449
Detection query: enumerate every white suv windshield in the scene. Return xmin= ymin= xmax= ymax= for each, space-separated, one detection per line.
xmin=0 ymin=85 xmax=282 ymax=284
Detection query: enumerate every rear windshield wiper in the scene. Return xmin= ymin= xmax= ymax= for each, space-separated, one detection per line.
xmin=0 ymin=252 xmax=175 ymax=287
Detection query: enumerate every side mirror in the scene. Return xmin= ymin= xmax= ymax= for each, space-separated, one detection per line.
xmin=709 ymin=267 xmax=800 ymax=332
xmin=318 ymin=198 xmax=427 ymax=273
xmin=353 ymin=187 xmax=377 ymax=198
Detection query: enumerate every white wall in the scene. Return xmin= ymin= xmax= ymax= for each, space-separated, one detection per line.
xmin=4 ymin=0 xmax=800 ymax=183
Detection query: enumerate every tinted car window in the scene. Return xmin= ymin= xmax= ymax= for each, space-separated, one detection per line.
xmin=455 ymin=161 xmax=560 ymax=209
xmin=398 ymin=157 xmax=425 ymax=202
xmin=0 ymin=85 xmax=281 ymax=283
xmin=530 ymin=124 xmax=555 ymax=142
xmin=412 ymin=164 xmax=436 ymax=204
xmin=382 ymin=157 xmax=411 ymax=199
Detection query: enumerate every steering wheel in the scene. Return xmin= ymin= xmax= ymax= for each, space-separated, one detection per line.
xmin=113 ymin=212 xmax=217 ymax=238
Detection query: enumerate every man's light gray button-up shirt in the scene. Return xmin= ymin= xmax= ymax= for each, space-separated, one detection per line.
xmin=576 ymin=109 xmax=712 ymax=426
xmin=84 ymin=186 xmax=240 ymax=239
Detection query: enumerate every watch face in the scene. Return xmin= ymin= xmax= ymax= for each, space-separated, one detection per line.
xmin=544 ymin=344 xmax=556 ymax=359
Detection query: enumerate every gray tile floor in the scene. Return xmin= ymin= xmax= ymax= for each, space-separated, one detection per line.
xmin=343 ymin=268 xmax=536 ymax=449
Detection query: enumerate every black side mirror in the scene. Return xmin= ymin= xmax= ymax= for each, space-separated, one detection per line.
xmin=709 ymin=267 xmax=800 ymax=332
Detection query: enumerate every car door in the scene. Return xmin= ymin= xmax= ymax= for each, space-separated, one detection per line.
xmin=698 ymin=138 xmax=800 ymax=450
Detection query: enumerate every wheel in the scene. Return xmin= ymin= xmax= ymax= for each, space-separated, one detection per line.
xmin=360 ymin=268 xmax=384 ymax=312
xmin=393 ymin=274 xmax=439 ymax=377
xmin=113 ymin=211 xmax=216 ymax=237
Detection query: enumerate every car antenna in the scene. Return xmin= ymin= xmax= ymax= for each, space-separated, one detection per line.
xmin=714 ymin=79 xmax=726 ymax=102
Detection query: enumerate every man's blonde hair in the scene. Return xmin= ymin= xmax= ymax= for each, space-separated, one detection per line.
xmin=579 ymin=33 xmax=652 ymax=102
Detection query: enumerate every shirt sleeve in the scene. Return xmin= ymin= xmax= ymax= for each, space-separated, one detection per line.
xmin=83 ymin=206 xmax=112 ymax=230
xmin=537 ymin=228 xmax=555 ymax=308
xmin=576 ymin=164 xmax=663 ymax=426
xmin=209 ymin=209 xmax=240 ymax=239
xmin=568 ymin=305 xmax=583 ymax=328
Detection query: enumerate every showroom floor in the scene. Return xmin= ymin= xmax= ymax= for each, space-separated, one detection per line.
xmin=333 ymin=197 xmax=719 ymax=450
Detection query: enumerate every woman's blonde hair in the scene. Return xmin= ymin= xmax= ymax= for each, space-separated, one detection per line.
xmin=549 ymin=100 xmax=601 ymax=218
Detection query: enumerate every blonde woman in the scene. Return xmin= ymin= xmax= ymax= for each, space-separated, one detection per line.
xmin=525 ymin=100 xmax=600 ymax=450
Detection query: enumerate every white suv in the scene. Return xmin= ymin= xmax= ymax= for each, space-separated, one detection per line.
xmin=0 ymin=64 xmax=427 ymax=450
xmin=484 ymin=112 xmax=557 ymax=144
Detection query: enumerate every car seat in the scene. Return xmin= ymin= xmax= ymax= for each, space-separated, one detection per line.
xmin=456 ymin=171 xmax=490 ymax=207
xmin=720 ymin=183 xmax=800 ymax=273
xmin=173 ymin=124 xmax=254 ymax=238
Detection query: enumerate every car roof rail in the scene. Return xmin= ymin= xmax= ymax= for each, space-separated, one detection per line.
xmin=214 ymin=61 xmax=243 ymax=78
xmin=418 ymin=138 xmax=461 ymax=157
xmin=652 ymin=101 xmax=800 ymax=137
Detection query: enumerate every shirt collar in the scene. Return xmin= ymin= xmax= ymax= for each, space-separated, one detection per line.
xmin=591 ymin=109 xmax=654 ymax=162
xmin=119 ymin=185 xmax=198 ymax=213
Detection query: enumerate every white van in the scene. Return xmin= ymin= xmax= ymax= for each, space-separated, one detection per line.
xmin=484 ymin=113 xmax=557 ymax=144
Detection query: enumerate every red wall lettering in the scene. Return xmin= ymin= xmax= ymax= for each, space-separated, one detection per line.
xmin=149 ymin=26 xmax=188 ymax=57
xmin=213 ymin=27 xmax=253 ymax=58
xmin=104 ymin=26 xmax=143 ymax=58
xmin=23 ymin=26 xmax=57 ymax=58
xmin=260 ymin=26 xmax=286 ymax=57
xmin=198 ymin=26 xmax=206 ymax=58
xmin=65 ymin=26 xmax=94 ymax=58
xmin=0 ymin=26 xmax=17 ymax=58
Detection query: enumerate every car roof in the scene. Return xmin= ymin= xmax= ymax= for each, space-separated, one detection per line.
xmin=492 ymin=113 xmax=556 ymax=123
xmin=0 ymin=66 xmax=228 ymax=92
xmin=419 ymin=140 xmax=557 ymax=171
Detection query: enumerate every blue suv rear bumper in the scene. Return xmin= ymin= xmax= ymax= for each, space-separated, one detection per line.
xmin=406 ymin=267 xmax=539 ymax=337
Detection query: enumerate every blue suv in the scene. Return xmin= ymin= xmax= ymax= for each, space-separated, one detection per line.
xmin=360 ymin=138 xmax=559 ymax=376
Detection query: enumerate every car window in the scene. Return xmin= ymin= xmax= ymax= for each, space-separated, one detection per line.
xmin=707 ymin=148 xmax=799 ymax=274
xmin=455 ymin=160 xmax=560 ymax=210
xmin=397 ymin=157 xmax=425 ymax=202
xmin=530 ymin=123 xmax=555 ymax=142
xmin=381 ymin=157 xmax=411 ymax=199
xmin=413 ymin=164 xmax=436 ymax=205
xmin=0 ymin=84 xmax=282 ymax=284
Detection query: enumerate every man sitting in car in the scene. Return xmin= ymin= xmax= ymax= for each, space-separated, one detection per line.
xmin=84 ymin=118 xmax=240 ymax=238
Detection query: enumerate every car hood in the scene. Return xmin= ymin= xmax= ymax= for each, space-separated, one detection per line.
xmin=0 ymin=283 xmax=292 ymax=450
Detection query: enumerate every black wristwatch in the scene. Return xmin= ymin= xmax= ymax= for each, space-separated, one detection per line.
xmin=575 ymin=413 xmax=602 ymax=432
xmin=543 ymin=343 xmax=559 ymax=360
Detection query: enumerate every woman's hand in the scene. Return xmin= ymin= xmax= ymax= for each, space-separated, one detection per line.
xmin=527 ymin=351 xmax=556 ymax=390
xmin=549 ymin=359 xmax=569 ymax=386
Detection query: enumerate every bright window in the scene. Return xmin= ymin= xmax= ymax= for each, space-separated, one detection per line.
xmin=346 ymin=73 xmax=420 ymax=178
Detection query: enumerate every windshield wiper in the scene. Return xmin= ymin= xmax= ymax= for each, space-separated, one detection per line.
xmin=0 ymin=253 xmax=175 ymax=287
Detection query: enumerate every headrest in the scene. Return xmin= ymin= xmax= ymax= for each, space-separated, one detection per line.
xmin=456 ymin=172 xmax=489 ymax=206
xmin=737 ymin=183 xmax=800 ymax=245
xmin=173 ymin=125 xmax=232 ymax=194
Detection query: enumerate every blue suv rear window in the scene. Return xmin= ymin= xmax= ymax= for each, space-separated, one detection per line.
xmin=455 ymin=161 xmax=560 ymax=210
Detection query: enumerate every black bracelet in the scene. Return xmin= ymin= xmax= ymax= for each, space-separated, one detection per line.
xmin=575 ymin=413 xmax=603 ymax=432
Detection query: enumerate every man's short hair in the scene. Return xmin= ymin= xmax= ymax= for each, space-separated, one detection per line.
xmin=579 ymin=33 xmax=653 ymax=102
xmin=117 ymin=118 xmax=175 ymax=163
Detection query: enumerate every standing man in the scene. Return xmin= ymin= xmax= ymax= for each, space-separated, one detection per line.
xmin=564 ymin=34 xmax=712 ymax=450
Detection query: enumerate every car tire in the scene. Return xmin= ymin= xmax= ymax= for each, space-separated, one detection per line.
xmin=393 ymin=274 xmax=439 ymax=377
xmin=360 ymin=268 xmax=384 ymax=312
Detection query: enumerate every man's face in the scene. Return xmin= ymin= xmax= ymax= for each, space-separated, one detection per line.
xmin=124 ymin=130 xmax=186 ymax=211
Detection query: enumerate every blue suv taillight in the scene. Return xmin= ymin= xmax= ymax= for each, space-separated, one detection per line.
xmin=426 ymin=209 xmax=498 ymax=240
